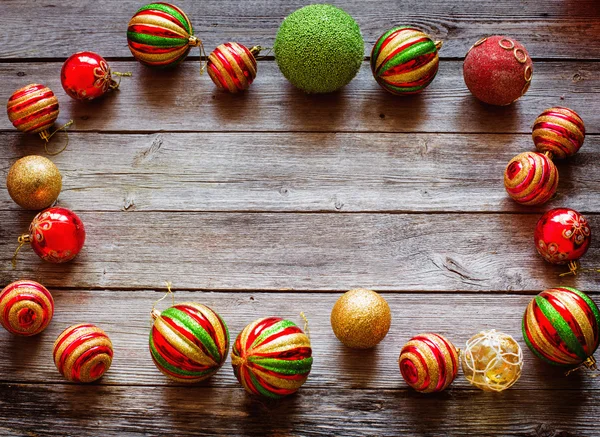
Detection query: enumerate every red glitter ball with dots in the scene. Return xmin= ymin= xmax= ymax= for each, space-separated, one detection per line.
xmin=27 ymin=207 xmax=86 ymax=263
xmin=61 ymin=51 xmax=117 ymax=101
xmin=463 ymin=35 xmax=533 ymax=106
xmin=534 ymin=208 xmax=591 ymax=265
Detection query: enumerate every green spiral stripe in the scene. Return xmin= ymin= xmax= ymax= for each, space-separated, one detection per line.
xmin=250 ymin=356 xmax=313 ymax=375
xmin=522 ymin=315 xmax=562 ymax=366
xmin=249 ymin=371 xmax=277 ymax=398
xmin=136 ymin=3 xmax=192 ymax=34
xmin=371 ymin=27 xmax=402 ymax=59
xmin=565 ymin=287 xmax=600 ymax=330
xmin=252 ymin=319 xmax=297 ymax=348
xmin=161 ymin=307 xmax=221 ymax=362
xmin=379 ymin=40 xmax=436 ymax=75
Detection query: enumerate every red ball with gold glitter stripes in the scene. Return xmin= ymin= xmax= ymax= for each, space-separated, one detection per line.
xmin=207 ymin=43 xmax=260 ymax=93
xmin=231 ymin=317 xmax=313 ymax=398
xmin=523 ymin=287 xmax=600 ymax=369
xmin=399 ymin=333 xmax=459 ymax=393
xmin=6 ymin=84 xmax=59 ymax=138
xmin=0 ymin=280 xmax=54 ymax=336
xmin=504 ymin=151 xmax=558 ymax=205
xmin=533 ymin=107 xmax=585 ymax=159
xmin=53 ymin=324 xmax=113 ymax=383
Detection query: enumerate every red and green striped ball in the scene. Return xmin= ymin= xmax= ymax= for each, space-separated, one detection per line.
xmin=231 ymin=317 xmax=312 ymax=398
xmin=7 ymin=84 xmax=59 ymax=135
xmin=523 ymin=287 xmax=600 ymax=367
xmin=0 ymin=280 xmax=54 ymax=336
xmin=370 ymin=27 xmax=441 ymax=95
xmin=127 ymin=2 xmax=197 ymax=68
xmin=207 ymin=42 xmax=259 ymax=93
xmin=150 ymin=302 xmax=229 ymax=383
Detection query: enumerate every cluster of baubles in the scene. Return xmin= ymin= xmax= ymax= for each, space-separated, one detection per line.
xmin=504 ymin=106 xmax=585 ymax=206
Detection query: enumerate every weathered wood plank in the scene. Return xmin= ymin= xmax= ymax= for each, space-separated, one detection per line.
xmin=2 ymin=132 xmax=599 ymax=213
xmin=1 ymin=212 xmax=598 ymax=291
xmin=1 ymin=61 xmax=598 ymax=134
xmin=0 ymin=384 xmax=596 ymax=436
xmin=1 ymin=0 xmax=600 ymax=60
xmin=0 ymin=290 xmax=595 ymax=392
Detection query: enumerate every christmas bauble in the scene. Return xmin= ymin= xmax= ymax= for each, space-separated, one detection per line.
xmin=532 ymin=107 xmax=585 ymax=159
xmin=399 ymin=333 xmax=459 ymax=393
xmin=53 ymin=324 xmax=113 ymax=383
xmin=207 ymin=43 xmax=260 ymax=93
xmin=463 ymin=36 xmax=533 ymax=105
xmin=127 ymin=2 xmax=199 ymax=68
xmin=274 ymin=4 xmax=364 ymax=93
xmin=61 ymin=51 xmax=119 ymax=101
xmin=6 ymin=155 xmax=62 ymax=210
xmin=461 ymin=329 xmax=523 ymax=392
xmin=330 ymin=288 xmax=391 ymax=349
xmin=22 ymin=207 xmax=86 ymax=263
xmin=231 ymin=317 xmax=312 ymax=398
xmin=534 ymin=208 xmax=591 ymax=265
xmin=504 ymin=151 xmax=558 ymax=205
xmin=523 ymin=287 xmax=600 ymax=368
xmin=7 ymin=84 xmax=59 ymax=137
xmin=371 ymin=27 xmax=442 ymax=95
xmin=150 ymin=302 xmax=229 ymax=383
xmin=0 ymin=280 xmax=54 ymax=336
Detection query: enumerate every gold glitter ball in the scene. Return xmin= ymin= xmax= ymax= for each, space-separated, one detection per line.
xmin=330 ymin=288 xmax=391 ymax=349
xmin=6 ymin=155 xmax=62 ymax=210
xmin=461 ymin=329 xmax=523 ymax=392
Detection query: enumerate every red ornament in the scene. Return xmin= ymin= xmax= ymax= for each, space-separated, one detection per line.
xmin=61 ymin=52 xmax=129 ymax=101
xmin=534 ymin=208 xmax=591 ymax=267
xmin=532 ymin=107 xmax=585 ymax=159
xmin=15 ymin=207 xmax=86 ymax=264
xmin=504 ymin=151 xmax=558 ymax=205
xmin=207 ymin=43 xmax=260 ymax=93
xmin=0 ymin=280 xmax=54 ymax=336
xmin=463 ymin=35 xmax=533 ymax=106
xmin=7 ymin=84 xmax=59 ymax=137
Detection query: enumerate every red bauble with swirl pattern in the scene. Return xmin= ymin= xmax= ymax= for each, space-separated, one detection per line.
xmin=534 ymin=208 xmax=591 ymax=265
xmin=399 ymin=333 xmax=459 ymax=393
xmin=6 ymin=84 xmax=59 ymax=136
xmin=504 ymin=151 xmax=558 ymax=205
xmin=532 ymin=107 xmax=585 ymax=159
xmin=21 ymin=207 xmax=86 ymax=263
xmin=0 ymin=280 xmax=54 ymax=336
xmin=207 ymin=43 xmax=260 ymax=93
xmin=61 ymin=51 xmax=120 ymax=101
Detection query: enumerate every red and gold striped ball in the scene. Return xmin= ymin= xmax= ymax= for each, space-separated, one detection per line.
xmin=533 ymin=107 xmax=585 ymax=159
xmin=231 ymin=317 xmax=313 ymax=398
xmin=53 ymin=324 xmax=113 ymax=383
xmin=6 ymin=84 xmax=59 ymax=135
xmin=150 ymin=302 xmax=230 ymax=383
xmin=523 ymin=287 xmax=600 ymax=367
xmin=399 ymin=333 xmax=459 ymax=393
xmin=0 ymin=280 xmax=54 ymax=336
xmin=127 ymin=2 xmax=197 ymax=68
xmin=370 ymin=27 xmax=441 ymax=95
xmin=207 ymin=43 xmax=259 ymax=93
xmin=504 ymin=151 xmax=558 ymax=205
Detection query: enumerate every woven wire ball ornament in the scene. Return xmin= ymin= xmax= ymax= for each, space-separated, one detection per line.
xmin=461 ymin=329 xmax=523 ymax=392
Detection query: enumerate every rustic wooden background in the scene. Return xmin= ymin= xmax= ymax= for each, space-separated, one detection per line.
xmin=1 ymin=1 xmax=600 ymax=436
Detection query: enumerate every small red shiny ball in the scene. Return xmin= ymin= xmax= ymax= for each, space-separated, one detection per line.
xmin=463 ymin=35 xmax=533 ymax=106
xmin=61 ymin=52 xmax=115 ymax=101
xmin=28 ymin=207 xmax=86 ymax=263
xmin=534 ymin=208 xmax=591 ymax=265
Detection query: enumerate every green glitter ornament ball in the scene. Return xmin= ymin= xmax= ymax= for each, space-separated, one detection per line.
xmin=274 ymin=4 xmax=364 ymax=93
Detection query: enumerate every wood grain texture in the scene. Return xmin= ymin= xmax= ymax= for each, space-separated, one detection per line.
xmin=0 ymin=60 xmax=598 ymax=134
xmin=2 ymin=132 xmax=599 ymax=213
xmin=1 ymin=0 xmax=600 ymax=60
xmin=0 ymin=290 xmax=596 ymax=392
xmin=1 ymin=212 xmax=598 ymax=292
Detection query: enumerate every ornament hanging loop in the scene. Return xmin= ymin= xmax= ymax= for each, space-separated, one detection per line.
xmin=565 ymin=356 xmax=599 ymax=377
xmin=188 ymin=35 xmax=207 ymax=76
xmin=300 ymin=312 xmax=310 ymax=340
xmin=109 ymin=71 xmax=133 ymax=90
xmin=151 ymin=281 xmax=176 ymax=321
xmin=12 ymin=234 xmax=31 ymax=269
xmin=250 ymin=46 xmax=272 ymax=60
xmin=40 ymin=120 xmax=74 ymax=156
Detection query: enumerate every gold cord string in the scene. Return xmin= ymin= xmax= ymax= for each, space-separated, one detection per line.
xmin=40 ymin=120 xmax=74 ymax=155
xmin=188 ymin=35 xmax=206 ymax=76
xmin=558 ymin=260 xmax=600 ymax=277
xmin=300 ymin=312 xmax=310 ymax=340
xmin=251 ymin=46 xmax=272 ymax=60
xmin=151 ymin=281 xmax=176 ymax=322
xmin=12 ymin=234 xmax=31 ymax=269
xmin=109 ymin=71 xmax=133 ymax=90
xmin=565 ymin=356 xmax=599 ymax=377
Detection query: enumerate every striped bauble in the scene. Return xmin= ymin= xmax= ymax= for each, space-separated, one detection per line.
xmin=0 ymin=280 xmax=54 ymax=336
xmin=150 ymin=302 xmax=229 ymax=383
xmin=6 ymin=84 xmax=59 ymax=136
xmin=523 ymin=287 xmax=600 ymax=368
xmin=231 ymin=317 xmax=313 ymax=398
xmin=370 ymin=27 xmax=441 ymax=95
xmin=127 ymin=2 xmax=199 ymax=68
xmin=504 ymin=151 xmax=558 ymax=205
xmin=207 ymin=43 xmax=259 ymax=93
xmin=53 ymin=324 xmax=113 ymax=383
xmin=533 ymin=107 xmax=585 ymax=159
xmin=399 ymin=333 xmax=459 ymax=393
